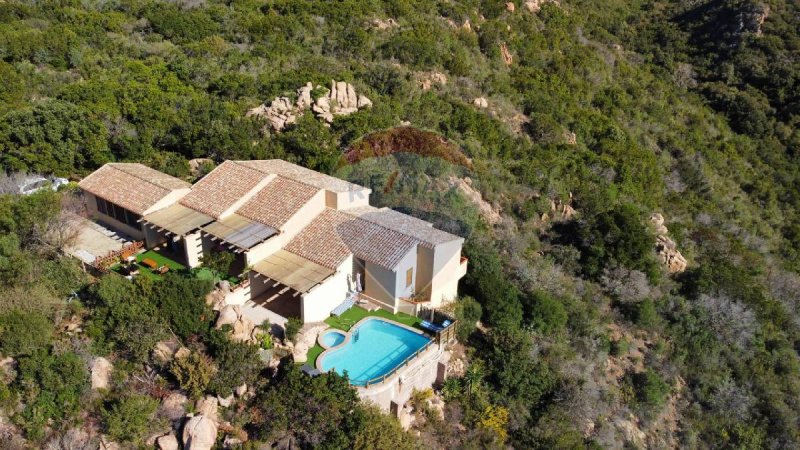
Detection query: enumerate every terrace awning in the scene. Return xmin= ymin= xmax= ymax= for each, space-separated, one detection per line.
xmin=142 ymin=203 xmax=213 ymax=236
xmin=252 ymin=249 xmax=334 ymax=294
xmin=201 ymin=214 xmax=277 ymax=250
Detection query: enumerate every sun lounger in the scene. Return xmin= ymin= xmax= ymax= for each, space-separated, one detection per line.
xmin=421 ymin=319 xmax=453 ymax=333
xmin=331 ymin=297 xmax=356 ymax=317
xmin=420 ymin=320 xmax=442 ymax=332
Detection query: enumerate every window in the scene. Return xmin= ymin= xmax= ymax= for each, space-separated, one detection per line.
xmin=96 ymin=196 xmax=107 ymax=214
xmin=406 ymin=268 xmax=413 ymax=288
xmin=95 ymin=197 xmax=141 ymax=228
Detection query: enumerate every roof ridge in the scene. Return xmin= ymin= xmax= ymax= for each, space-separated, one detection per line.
xmin=238 ymin=160 xmax=324 ymax=192
xmin=107 ymin=163 xmax=173 ymax=193
xmin=107 ymin=162 xmax=190 ymax=191
xmin=344 ymin=206 xmax=460 ymax=246
xmin=338 ymin=208 xmax=421 ymax=247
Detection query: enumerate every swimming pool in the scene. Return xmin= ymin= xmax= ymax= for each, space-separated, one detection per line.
xmin=318 ymin=318 xmax=431 ymax=386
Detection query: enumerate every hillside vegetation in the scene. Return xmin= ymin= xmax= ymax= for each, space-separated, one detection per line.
xmin=1 ymin=0 xmax=799 ymax=448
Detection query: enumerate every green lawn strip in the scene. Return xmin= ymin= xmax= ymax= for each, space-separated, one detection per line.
xmin=323 ymin=306 xmax=422 ymax=331
xmin=136 ymin=250 xmax=186 ymax=270
xmin=306 ymin=344 xmax=324 ymax=366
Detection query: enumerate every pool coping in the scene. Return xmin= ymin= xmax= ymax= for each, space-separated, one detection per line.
xmin=315 ymin=316 xmax=432 ymax=385
xmin=317 ymin=329 xmax=346 ymax=349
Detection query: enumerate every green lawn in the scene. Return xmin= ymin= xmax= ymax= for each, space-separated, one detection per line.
xmin=137 ymin=250 xmax=186 ymax=271
xmin=306 ymin=344 xmax=324 ymax=366
xmin=324 ymin=306 xmax=422 ymax=331
xmin=111 ymin=250 xmax=187 ymax=280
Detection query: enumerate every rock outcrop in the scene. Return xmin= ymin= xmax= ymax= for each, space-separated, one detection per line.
xmin=157 ymin=433 xmax=179 ymax=450
xmin=416 ymin=71 xmax=448 ymax=91
xmin=525 ymin=0 xmax=560 ymax=13
xmin=247 ymin=81 xmax=372 ymax=133
xmin=473 ymin=97 xmax=488 ymax=108
xmin=188 ymin=158 xmax=213 ymax=177
xmin=90 ymin=357 xmax=113 ymax=390
xmin=215 ymin=305 xmax=261 ymax=343
xmin=500 ymin=42 xmax=513 ymax=65
xmin=292 ymin=324 xmax=328 ymax=363
xmin=153 ymin=339 xmax=182 ymax=365
xmin=160 ymin=392 xmax=188 ymax=421
xmin=182 ymin=415 xmax=217 ymax=450
xmin=370 ymin=18 xmax=398 ymax=30
xmin=738 ymin=3 xmax=769 ymax=36
xmin=650 ymin=213 xmax=687 ymax=274
xmin=446 ymin=176 xmax=502 ymax=225
xmin=549 ymin=195 xmax=576 ymax=221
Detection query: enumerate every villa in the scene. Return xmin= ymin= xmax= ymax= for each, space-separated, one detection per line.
xmin=78 ymin=160 xmax=468 ymax=325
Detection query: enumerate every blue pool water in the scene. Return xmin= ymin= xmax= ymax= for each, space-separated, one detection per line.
xmin=320 ymin=330 xmax=345 ymax=347
xmin=319 ymin=318 xmax=431 ymax=385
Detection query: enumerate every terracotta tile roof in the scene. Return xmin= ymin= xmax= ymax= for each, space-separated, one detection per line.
xmin=236 ymin=176 xmax=320 ymax=229
xmin=286 ymin=209 xmax=420 ymax=270
xmin=79 ymin=163 xmax=190 ymax=214
xmin=238 ymin=159 xmax=369 ymax=193
xmin=180 ymin=161 xmax=268 ymax=218
xmin=344 ymin=206 xmax=462 ymax=248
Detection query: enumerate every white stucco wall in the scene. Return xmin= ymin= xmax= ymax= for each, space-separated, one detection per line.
xmin=184 ymin=231 xmax=203 ymax=268
xmin=363 ymin=247 xmax=418 ymax=312
xmin=245 ymin=236 xmax=282 ymax=267
xmin=415 ymin=245 xmax=435 ymax=298
xmin=325 ymin=188 xmax=371 ymax=210
xmin=393 ymin=247 xmax=418 ymax=300
xmin=301 ymin=256 xmax=352 ymax=323
xmin=143 ymin=224 xmax=167 ymax=249
xmin=429 ymin=239 xmax=464 ymax=307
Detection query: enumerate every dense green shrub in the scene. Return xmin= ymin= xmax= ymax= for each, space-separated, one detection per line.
xmin=554 ymin=204 xmax=660 ymax=281
xmin=463 ymin=239 xmax=523 ymax=329
xmin=255 ymin=367 xmax=363 ymax=447
xmin=0 ymin=309 xmax=53 ymax=357
xmin=170 ymin=351 xmax=215 ymax=399
xmin=152 ymin=273 xmax=214 ymax=340
xmin=454 ymin=295 xmax=482 ymax=342
xmin=522 ymin=290 xmax=568 ymax=334
xmin=627 ymin=369 xmax=670 ymax=410
xmin=102 ymin=394 xmax=160 ymax=444
xmin=633 ymin=299 xmax=660 ymax=329
xmin=208 ymin=331 xmax=261 ymax=397
xmin=15 ymin=350 xmax=88 ymax=440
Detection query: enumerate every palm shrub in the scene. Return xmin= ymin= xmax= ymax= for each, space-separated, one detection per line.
xmin=285 ymin=317 xmax=302 ymax=343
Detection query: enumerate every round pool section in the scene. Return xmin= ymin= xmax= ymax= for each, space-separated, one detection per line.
xmin=318 ymin=329 xmax=346 ymax=349
xmin=318 ymin=318 xmax=431 ymax=386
